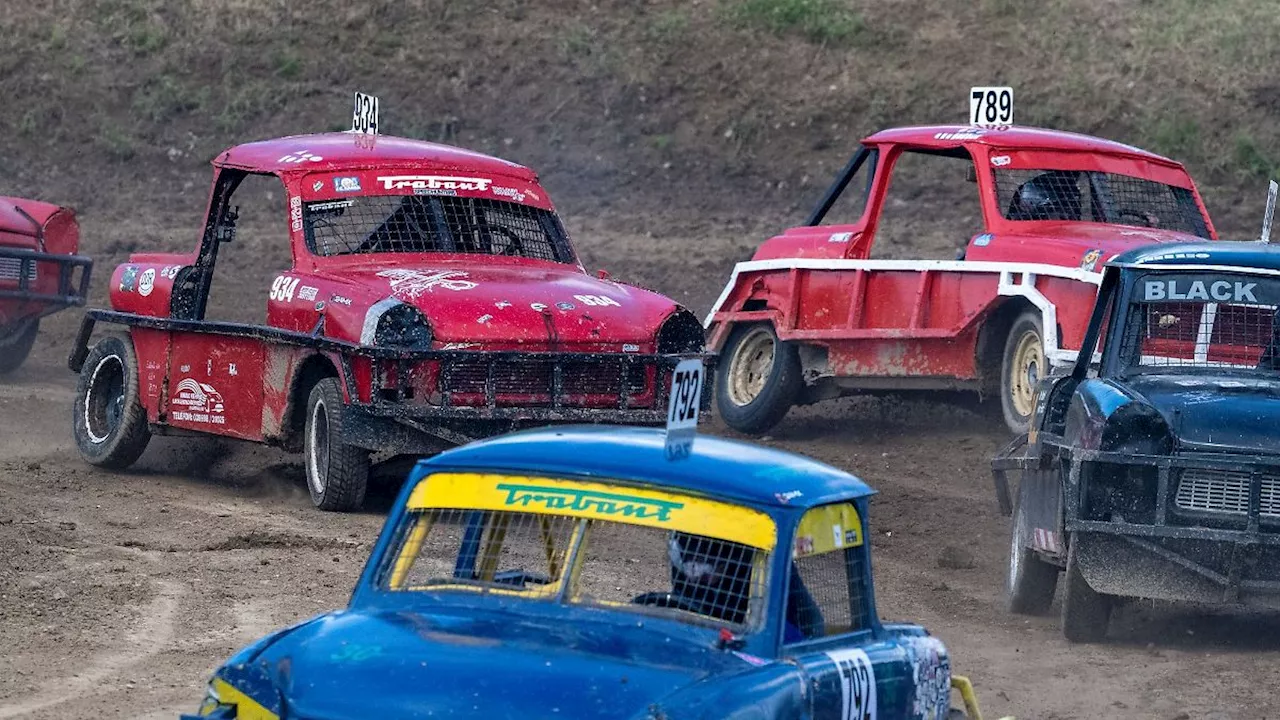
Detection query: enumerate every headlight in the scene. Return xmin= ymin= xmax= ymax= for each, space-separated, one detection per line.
xmin=657 ymin=309 xmax=705 ymax=354
xmin=361 ymin=299 xmax=433 ymax=349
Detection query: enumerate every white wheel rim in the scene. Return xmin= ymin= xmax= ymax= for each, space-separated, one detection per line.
xmin=727 ymin=328 xmax=776 ymax=407
xmin=307 ymin=398 xmax=329 ymax=497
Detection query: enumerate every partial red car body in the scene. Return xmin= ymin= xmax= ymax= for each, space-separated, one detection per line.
xmin=0 ymin=196 xmax=93 ymax=375
xmin=69 ymin=132 xmax=709 ymax=510
xmin=705 ymin=125 xmax=1216 ymax=434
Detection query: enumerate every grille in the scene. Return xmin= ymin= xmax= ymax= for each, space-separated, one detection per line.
xmin=1175 ymin=468 xmax=1280 ymax=518
xmin=305 ymin=195 xmax=569 ymax=262
xmin=0 ymin=257 xmax=36 ymax=282
xmin=993 ymin=168 xmax=1210 ymax=238
xmin=441 ymin=359 xmax=649 ymax=401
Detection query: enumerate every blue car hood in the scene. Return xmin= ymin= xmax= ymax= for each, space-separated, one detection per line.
xmin=1115 ymin=374 xmax=1280 ymax=454
xmin=226 ymin=607 xmax=749 ymax=719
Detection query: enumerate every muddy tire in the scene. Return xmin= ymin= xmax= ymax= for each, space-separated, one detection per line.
xmin=1007 ymin=470 xmax=1059 ymax=614
xmin=304 ymin=377 xmax=369 ymax=512
xmin=1000 ymin=311 xmax=1044 ymax=434
xmin=72 ymin=334 xmax=151 ymax=469
xmin=715 ymin=323 xmax=801 ymax=435
xmin=0 ymin=317 xmax=39 ymax=376
xmin=1061 ymin=540 xmax=1112 ymax=643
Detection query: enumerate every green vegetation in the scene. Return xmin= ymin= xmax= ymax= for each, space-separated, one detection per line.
xmin=726 ymin=0 xmax=863 ymax=44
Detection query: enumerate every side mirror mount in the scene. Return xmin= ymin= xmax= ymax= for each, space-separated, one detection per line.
xmin=965 ymin=164 xmax=978 ymax=183
xmin=597 ymin=268 xmax=611 ymax=280
xmin=216 ymin=206 xmax=239 ymax=244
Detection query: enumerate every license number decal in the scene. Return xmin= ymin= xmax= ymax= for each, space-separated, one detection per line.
xmin=826 ymin=648 xmax=876 ymax=720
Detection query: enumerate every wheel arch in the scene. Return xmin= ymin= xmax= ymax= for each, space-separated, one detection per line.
xmin=281 ymin=353 xmax=341 ymax=452
xmin=975 ymin=296 xmax=1052 ymax=394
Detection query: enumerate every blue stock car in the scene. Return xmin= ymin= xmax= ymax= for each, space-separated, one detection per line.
xmin=186 ymin=426 xmax=990 ymax=719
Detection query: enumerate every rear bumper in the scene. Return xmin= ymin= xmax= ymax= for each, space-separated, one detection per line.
xmin=0 ymin=246 xmax=93 ymax=310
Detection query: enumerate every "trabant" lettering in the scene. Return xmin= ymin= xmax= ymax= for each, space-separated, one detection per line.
xmin=496 ymin=483 xmax=683 ymax=521
xmin=1143 ymin=280 xmax=1258 ymax=303
xmin=378 ymin=175 xmax=492 ymax=192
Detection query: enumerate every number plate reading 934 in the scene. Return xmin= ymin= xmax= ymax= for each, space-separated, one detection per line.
xmin=664 ymin=359 xmax=703 ymax=461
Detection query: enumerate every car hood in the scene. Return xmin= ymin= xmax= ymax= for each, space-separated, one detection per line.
xmin=1111 ymin=374 xmax=1280 ymax=454
xmin=321 ymin=260 xmax=681 ymax=347
xmin=223 ymin=608 xmax=748 ymax=719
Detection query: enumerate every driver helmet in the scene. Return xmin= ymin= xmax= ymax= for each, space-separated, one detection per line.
xmin=667 ymin=532 xmax=755 ymax=624
xmin=1008 ymin=170 xmax=1082 ymax=221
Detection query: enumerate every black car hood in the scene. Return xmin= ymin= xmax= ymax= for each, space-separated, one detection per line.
xmin=1113 ymin=373 xmax=1280 ymax=454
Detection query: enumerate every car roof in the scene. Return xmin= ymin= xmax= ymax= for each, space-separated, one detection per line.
xmin=213 ymin=132 xmax=540 ymax=180
xmin=862 ymin=125 xmax=1176 ymax=164
xmin=417 ymin=425 xmax=874 ymax=508
xmin=1110 ymin=241 xmax=1280 ymax=271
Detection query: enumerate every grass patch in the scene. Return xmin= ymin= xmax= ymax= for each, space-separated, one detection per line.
xmin=1149 ymin=117 xmax=1201 ymax=163
xmin=647 ymin=10 xmax=690 ymax=43
xmin=1233 ymin=135 xmax=1279 ymax=181
xmin=95 ymin=124 xmax=138 ymax=161
xmin=727 ymin=0 xmax=863 ymax=44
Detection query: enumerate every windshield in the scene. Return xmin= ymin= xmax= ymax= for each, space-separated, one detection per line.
xmin=304 ymin=195 xmax=573 ymax=262
xmin=1116 ymin=272 xmax=1280 ymax=374
xmin=994 ymin=168 xmax=1209 ymax=237
xmin=381 ymin=472 xmax=777 ymax=630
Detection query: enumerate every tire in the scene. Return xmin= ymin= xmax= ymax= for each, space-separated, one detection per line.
xmin=1000 ymin=311 xmax=1045 ymax=434
xmin=304 ymin=377 xmax=369 ymax=512
xmin=72 ymin=334 xmax=151 ymax=469
xmin=1007 ymin=470 xmax=1059 ymax=614
xmin=0 ymin=317 xmax=39 ymax=376
xmin=715 ymin=323 xmax=801 ymax=435
xmin=1061 ymin=540 xmax=1112 ymax=643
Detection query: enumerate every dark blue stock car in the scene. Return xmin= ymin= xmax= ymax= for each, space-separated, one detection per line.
xmin=187 ymin=426 xmax=988 ymax=719
xmin=996 ymin=242 xmax=1280 ymax=642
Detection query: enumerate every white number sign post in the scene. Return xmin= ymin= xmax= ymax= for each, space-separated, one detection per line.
xmin=664 ymin=359 xmax=703 ymax=460
xmin=352 ymin=92 xmax=380 ymax=135
xmin=969 ymin=87 xmax=1014 ymax=127
xmin=1262 ymin=179 xmax=1278 ymax=243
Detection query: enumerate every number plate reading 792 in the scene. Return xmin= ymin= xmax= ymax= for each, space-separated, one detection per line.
xmin=666 ymin=359 xmax=703 ymax=432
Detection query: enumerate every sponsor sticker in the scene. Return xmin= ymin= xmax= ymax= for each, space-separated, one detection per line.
xmin=138 ymin=268 xmax=156 ymax=297
xmin=120 ymin=265 xmax=139 ymax=292
xmin=990 ymin=154 xmax=1012 ymax=167
xmin=378 ymin=175 xmax=492 ymax=193
xmin=170 ymin=378 xmax=226 ymax=426
xmin=378 ymin=269 xmax=477 ymax=298
xmin=333 ymin=176 xmax=362 ymax=193
xmin=1080 ymin=248 xmax=1103 ymax=272
xmin=298 ymin=286 xmax=319 ymax=302
xmin=278 ymin=150 xmax=323 ymax=164
xmin=1142 ymin=278 xmax=1259 ymax=303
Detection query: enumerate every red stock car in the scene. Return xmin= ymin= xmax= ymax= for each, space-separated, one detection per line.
xmin=705 ymin=125 xmax=1216 ymax=434
xmin=67 ymin=132 xmax=709 ymax=511
xmin=0 ymin=196 xmax=92 ymax=375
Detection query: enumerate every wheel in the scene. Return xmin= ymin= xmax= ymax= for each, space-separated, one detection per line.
xmin=1000 ymin=311 xmax=1044 ymax=434
xmin=72 ymin=334 xmax=151 ymax=469
xmin=304 ymin=377 xmax=369 ymax=512
xmin=1007 ymin=470 xmax=1059 ymax=614
xmin=0 ymin=317 xmax=39 ymax=376
xmin=715 ymin=323 xmax=801 ymax=435
xmin=1061 ymin=540 xmax=1112 ymax=643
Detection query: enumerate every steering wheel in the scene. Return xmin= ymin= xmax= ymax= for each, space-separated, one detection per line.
xmin=630 ymin=592 xmax=698 ymax=613
xmin=1117 ymin=209 xmax=1156 ymax=228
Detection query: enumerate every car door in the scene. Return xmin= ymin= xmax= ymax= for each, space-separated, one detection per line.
xmin=161 ymin=170 xmax=271 ymax=441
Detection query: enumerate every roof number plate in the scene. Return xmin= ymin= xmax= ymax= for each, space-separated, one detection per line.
xmin=665 ymin=359 xmax=703 ymax=460
xmin=969 ymin=86 xmax=1014 ymax=127
xmin=352 ymin=92 xmax=379 ymax=135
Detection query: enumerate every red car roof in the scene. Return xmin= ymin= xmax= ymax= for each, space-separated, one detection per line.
xmin=862 ymin=125 xmax=1176 ymax=164
xmin=213 ymin=132 xmax=540 ymax=181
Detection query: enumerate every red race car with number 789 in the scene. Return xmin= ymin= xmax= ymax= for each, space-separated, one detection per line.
xmin=705 ymin=123 xmax=1216 ymax=435
xmin=67 ymin=99 xmax=711 ymax=511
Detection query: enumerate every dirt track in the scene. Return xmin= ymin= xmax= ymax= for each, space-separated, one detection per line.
xmin=4 ymin=221 xmax=1280 ymax=720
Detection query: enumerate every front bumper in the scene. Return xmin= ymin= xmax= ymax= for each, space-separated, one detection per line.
xmin=0 ymin=246 xmax=93 ymax=310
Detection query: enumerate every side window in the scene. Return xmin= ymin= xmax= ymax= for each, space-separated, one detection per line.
xmin=785 ymin=503 xmax=870 ymax=644
xmin=818 ymin=149 xmax=878 ymax=227
xmin=873 ymin=149 xmax=982 ymax=260
xmin=202 ymin=174 xmax=294 ymax=324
